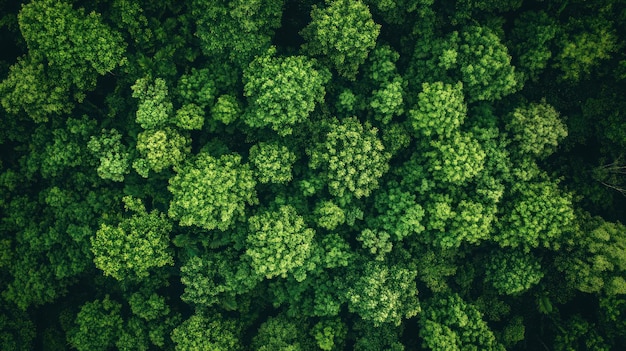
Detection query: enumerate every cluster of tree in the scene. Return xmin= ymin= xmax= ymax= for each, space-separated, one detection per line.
xmin=1 ymin=0 xmax=625 ymax=350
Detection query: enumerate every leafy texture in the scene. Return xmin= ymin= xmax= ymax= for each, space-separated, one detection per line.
xmin=171 ymin=313 xmax=242 ymax=351
xmin=91 ymin=208 xmax=173 ymax=281
xmin=309 ymin=117 xmax=390 ymax=199
xmin=458 ymin=26 xmax=519 ymax=102
xmin=410 ymin=81 xmax=466 ymax=138
xmin=168 ymin=153 xmax=257 ymax=231
xmin=347 ymin=261 xmax=421 ymax=326
xmin=485 ymin=249 xmax=544 ymax=295
xmin=244 ymin=48 xmax=328 ymax=135
xmin=419 ymin=294 xmax=504 ymax=351
xmin=246 ymin=205 xmax=315 ymax=280
xmin=302 ymin=0 xmax=381 ymax=79
xmin=249 ymin=142 xmax=297 ymax=184
xmin=506 ymin=101 xmax=568 ymax=159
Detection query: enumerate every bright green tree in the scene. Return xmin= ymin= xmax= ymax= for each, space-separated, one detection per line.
xmin=557 ymin=217 xmax=626 ymax=295
xmin=370 ymin=183 xmax=426 ymax=241
xmin=192 ymin=0 xmax=284 ymax=66
xmin=88 ymin=129 xmax=131 ymax=182
xmin=309 ymin=117 xmax=391 ymax=199
xmin=458 ymin=26 xmax=519 ymax=102
xmin=370 ymin=77 xmax=405 ymax=124
xmin=180 ymin=249 xmax=259 ymax=310
xmin=311 ymin=318 xmax=347 ymax=351
xmin=409 ymin=81 xmax=466 ymax=138
xmin=249 ymin=142 xmax=297 ymax=184
xmin=91 ymin=199 xmax=174 ymax=281
xmin=0 ymin=0 xmax=126 ymax=122
xmin=168 ymin=152 xmax=257 ymax=231
xmin=314 ymin=200 xmax=346 ymax=230
xmin=211 ymin=94 xmax=241 ymax=126
xmin=251 ymin=315 xmax=310 ymax=351
xmin=495 ymin=180 xmax=575 ymax=250
xmin=506 ymin=100 xmax=568 ymax=159
xmin=0 ymin=57 xmax=70 ymax=123
xmin=243 ymin=48 xmax=329 ymax=135
xmin=358 ymin=228 xmax=393 ymax=261
xmin=425 ymin=131 xmax=486 ymax=185
xmin=171 ymin=312 xmax=243 ymax=351
xmin=133 ymin=127 xmax=191 ymax=176
xmin=419 ymin=294 xmax=505 ymax=351
xmin=246 ymin=205 xmax=315 ymax=280
xmin=347 ymin=260 xmax=421 ymax=326
xmin=173 ymin=103 xmax=204 ymax=131
xmin=131 ymin=77 xmax=173 ymax=130
xmin=175 ymin=68 xmax=217 ymax=108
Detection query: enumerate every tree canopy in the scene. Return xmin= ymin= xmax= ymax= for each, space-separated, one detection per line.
xmin=1 ymin=0 xmax=625 ymax=350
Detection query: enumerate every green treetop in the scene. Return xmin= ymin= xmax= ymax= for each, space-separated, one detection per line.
xmin=133 ymin=127 xmax=191 ymax=177
xmin=425 ymin=131 xmax=486 ymax=186
xmin=91 ymin=199 xmax=174 ymax=281
xmin=0 ymin=56 xmax=71 ymax=123
xmin=245 ymin=205 xmax=315 ymax=281
xmin=314 ymin=200 xmax=347 ymax=230
xmin=180 ymin=248 xmax=259 ymax=310
xmin=168 ymin=152 xmax=257 ymax=231
xmin=192 ymin=0 xmax=284 ymax=66
xmin=370 ymin=182 xmax=426 ymax=241
xmin=458 ymin=25 xmax=519 ymax=102
xmin=505 ymin=100 xmax=568 ymax=159
xmin=18 ymin=0 xmax=125 ymax=76
xmin=484 ymin=249 xmax=544 ymax=295
xmin=171 ymin=312 xmax=243 ymax=351
xmin=509 ymin=11 xmax=558 ymax=82
xmin=370 ymin=77 xmax=405 ymax=124
xmin=175 ymin=68 xmax=217 ymax=108
xmin=495 ymin=180 xmax=576 ymax=250
xmin=557 ymin=217 xmax=626 ymax=296
xmin=249 ymin=141 xmax=297 ymax=184
xmin=88 ymin=129 xmax=132 ymax=182
xmin=131 ymin=77 xmax=173 ymax=130
xmin=347 ymin=260 xmax=421 ymax=326
xmin=243 ymin=48 xmax=329 ymax=136
xmin=67 ymin=296 xmax=124 ymax=351
xmin=555 ymin=18 xmax=619 ymax=82
xmin=173 ymin=103 xmax=204 ymax=131
xmin=251 ymin=314 xmax=311 ymax=351
xmin=419 ymin=294 xmax=505 ymax=351
xmin=409 ymin=81 xmax=466 ymax=138
xmin=301 ymin=0 xmax=381 ymax=80
xmin=309 ymin=117 xmax=391 ymax=199
xmin=1 ymin=0 xmax=126 ymax=122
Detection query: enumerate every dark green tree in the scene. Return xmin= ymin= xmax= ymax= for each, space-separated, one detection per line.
xmin=67 ymin=296 xmax=123 ymax=351
xmin=301 ymin=0 xmax=381 ymax=79
xmin=1 ymin=0 xmax=126 ymax=122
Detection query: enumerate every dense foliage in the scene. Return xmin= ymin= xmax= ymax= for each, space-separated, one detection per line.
xmin=1 ymin=0 xmax=625 ymax=350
